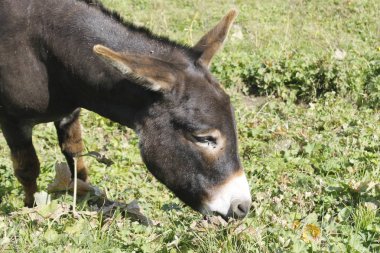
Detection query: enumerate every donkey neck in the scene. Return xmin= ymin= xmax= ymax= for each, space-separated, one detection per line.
xmin=40 ymin=0 xmax=191 ymax=59
xmin=37 ymin=0 xmax=192 ymax=128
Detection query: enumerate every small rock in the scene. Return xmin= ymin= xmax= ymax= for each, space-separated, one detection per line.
xmin=334 ymin=49 xmax=346 ymax=61
xmin=231 ymin=24 xmax=244 ymax=41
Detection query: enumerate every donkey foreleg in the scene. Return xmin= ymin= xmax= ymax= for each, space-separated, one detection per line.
xmin=55 ymin=108 xmax=88 ymax=181
xmin=0 ymin=121 xmax=39 ymax=207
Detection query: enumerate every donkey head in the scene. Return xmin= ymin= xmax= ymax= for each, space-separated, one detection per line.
xmin=93 ymin=10 xmax=252 ymax=219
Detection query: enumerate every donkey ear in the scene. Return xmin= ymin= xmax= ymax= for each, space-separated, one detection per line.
xmin=193 ymin=9 xmax=238 ymax=67
xmin=93 ymin=45 xmax=176 ymax=91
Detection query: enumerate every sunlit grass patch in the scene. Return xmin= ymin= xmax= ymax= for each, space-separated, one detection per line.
xmin=0 ymin=0 xmax=379 ymax=252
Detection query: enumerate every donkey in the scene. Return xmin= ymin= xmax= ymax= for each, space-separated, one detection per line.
xmin=0 ymin=0 xmax=251 ymax=219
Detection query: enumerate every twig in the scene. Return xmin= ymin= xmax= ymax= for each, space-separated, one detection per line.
xmin=73 ymin=156 xmax=78 ymax=216
xmin=252 ymin=100 xmax=270 ymax=122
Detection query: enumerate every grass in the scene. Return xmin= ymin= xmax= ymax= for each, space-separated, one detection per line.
xmin=100 ymin=0 xmax=379 ymax=107
xmin=0 ymin=0 xmax=379 ymax=252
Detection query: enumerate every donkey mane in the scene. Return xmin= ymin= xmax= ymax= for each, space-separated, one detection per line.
xmin=78 ymin=0 xmax=193 ymax=53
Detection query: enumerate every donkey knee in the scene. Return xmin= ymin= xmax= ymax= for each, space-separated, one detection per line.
xmin=61 ymin=123 xmax=83 ymax=155
xmin=11 ymin=147 xmax=40 ymax=181
xmin=56 ymin=110 xmax=84 ymax=156
xmin=11 ymin=147 xmax=40 ymax=207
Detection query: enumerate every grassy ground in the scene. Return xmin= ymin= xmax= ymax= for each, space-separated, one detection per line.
xmin=0 ymin=0 xmax=379 ymax=252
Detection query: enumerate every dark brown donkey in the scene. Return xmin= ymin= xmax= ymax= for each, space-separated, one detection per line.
xmin=0 ymin=0 xmax=251 ymax=219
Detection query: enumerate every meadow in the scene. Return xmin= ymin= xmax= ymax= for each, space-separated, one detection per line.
xmin=0 ymin=0 xmax=379 ymax=252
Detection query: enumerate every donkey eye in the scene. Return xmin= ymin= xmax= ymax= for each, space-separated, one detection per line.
xmin=192 ymin=135 xmax=217 ymax=148
xmin=193 ymin=135 xmax=214 ymax=143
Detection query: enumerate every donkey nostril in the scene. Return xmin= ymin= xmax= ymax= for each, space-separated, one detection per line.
xmin=230 ymin=200 xmax=251 ymax=219
xmin=237 ymin=203 xmax=248 ymax=214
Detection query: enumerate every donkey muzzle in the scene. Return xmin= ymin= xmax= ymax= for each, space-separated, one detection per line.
xmin=203 ymin=170 xmax=252 ymax=219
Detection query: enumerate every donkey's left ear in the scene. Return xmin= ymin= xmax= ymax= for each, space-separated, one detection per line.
xmin=193 ymin=9 xmax=238 ymax=67
xmin=93 ymin=44 xmax=178 ymax=91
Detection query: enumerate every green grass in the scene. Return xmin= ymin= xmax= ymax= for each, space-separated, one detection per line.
xmin=101 ymin=0 xmax=380 ymax=107
xmin=0 ymin=0 xmax=379 ymax=252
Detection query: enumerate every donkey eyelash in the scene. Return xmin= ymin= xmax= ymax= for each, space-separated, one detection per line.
xmin=192 ymin=135 xmax=216 ymax=144
xmin=191 ymin=135 xmax=218 ymax=149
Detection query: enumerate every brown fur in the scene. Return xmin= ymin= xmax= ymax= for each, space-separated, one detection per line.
xmin=200 ymin=169 xmax=243 ymax=203
xmin=193 ymin=130 xmax=227 ymax=164
xmin=55 ymin=109 xmax=88 ymax=182
xmin=11 ymin=146 xmax=40 ymax=207
xmin=61 ymin=119 xmax=83 ymax=155
xmin=216 ymin=169 xmax=243 ymax=187
xmin=60 ymin=119 xmax=88 ymax=181
xmin=212 ymin=169 xmax=243 ymax=194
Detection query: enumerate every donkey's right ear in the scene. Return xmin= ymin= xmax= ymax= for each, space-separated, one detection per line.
xmin=193 ymin=9 xmax=237 ymax=67
xmin=93 ymin=45 xmax=177 ymax=91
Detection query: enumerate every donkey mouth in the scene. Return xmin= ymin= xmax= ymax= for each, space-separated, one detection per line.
xmin=202 ymin=203 xmax=251 ymax=222
xmin=200 ymin=171 xmax=252 ymax=220
xmin=202 ymin=200 xmax=251 ymax=221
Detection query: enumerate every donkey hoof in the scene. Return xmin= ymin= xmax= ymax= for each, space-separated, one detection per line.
xmin=24 ymin=197 xmax=35 ymax=208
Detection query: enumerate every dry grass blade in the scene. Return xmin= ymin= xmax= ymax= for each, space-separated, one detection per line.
xmin=47 ymin=162 xmax=153 ymax=225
